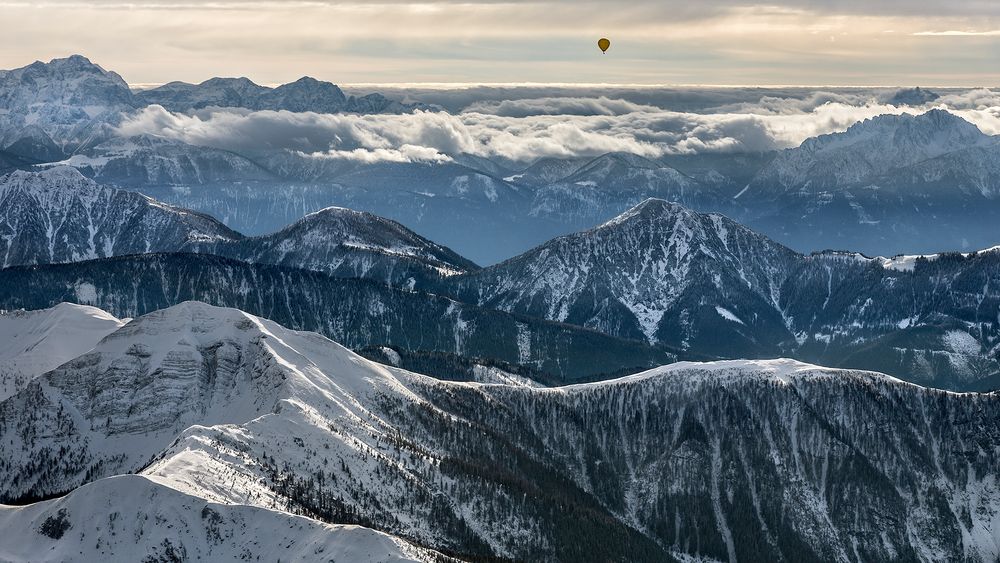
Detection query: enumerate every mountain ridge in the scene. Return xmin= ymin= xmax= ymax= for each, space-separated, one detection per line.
xmin=1 ymin=301 xmax=997 ymax=561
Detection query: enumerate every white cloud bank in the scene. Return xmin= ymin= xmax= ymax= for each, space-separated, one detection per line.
xmin=116 ymin=90 xmax=1000 ymax=163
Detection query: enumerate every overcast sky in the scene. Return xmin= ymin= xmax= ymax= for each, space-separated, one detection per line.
xmin=2 ymin=1 xmax=999 ymax=86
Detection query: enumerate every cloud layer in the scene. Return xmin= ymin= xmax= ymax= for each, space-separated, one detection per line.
xmin=116 ymin=88 xmax=1000 ymax=163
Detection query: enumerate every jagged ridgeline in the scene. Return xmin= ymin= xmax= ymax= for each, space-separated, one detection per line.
xmin=1 ymin=303 xmax=997 ymax=561
xmin=0 ymin=253 xmax=676 ymax=380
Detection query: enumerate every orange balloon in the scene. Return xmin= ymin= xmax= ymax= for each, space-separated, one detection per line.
xmin=598 ymin=38 xmax=611 ymax=53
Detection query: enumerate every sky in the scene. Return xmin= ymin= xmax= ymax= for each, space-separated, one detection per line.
xmin=1 ymin=1 xmax=999 ymax=86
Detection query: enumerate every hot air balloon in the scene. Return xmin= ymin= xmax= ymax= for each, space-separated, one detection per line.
xmin=598 ymin=38 xmax=611 ymax=54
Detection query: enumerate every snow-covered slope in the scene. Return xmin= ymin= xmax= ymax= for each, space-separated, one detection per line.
xmin=0 ymin=167 xmax=241 ymax=267
xmin=0 ymin=302 xmax=124 ymax=401
xmin=0 ymin=475 xmax=438 ymax=563
xmin=189 ymin=206 xmax=477 ymax=285
xmin=1 ymin=302 xmax=998 ymax=561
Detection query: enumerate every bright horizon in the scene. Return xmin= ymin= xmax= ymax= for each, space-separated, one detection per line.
xmin=2 ymin=1 xmax=999 ymax=87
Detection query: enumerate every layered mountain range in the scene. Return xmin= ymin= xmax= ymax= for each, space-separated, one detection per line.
xmin=60 ymin=108 xmax=1000 ymax=264
xmin=1 ymin=302 xmax=997 ymax=561
xmin=3 ymin=163 xmax=999 ymax=389
xmin=4 ymin=56 xmax=1000 ymax=560
xmin=5 ymin=56 xmax=1000 ymax=264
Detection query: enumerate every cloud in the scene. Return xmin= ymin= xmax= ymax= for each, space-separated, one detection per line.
xmin=304 ymin=145 xmax=452 ymax=163
xmin=117 ymin=105 xmax=478 ymax=159
xmin=116 ymin=91 xmax=1000 ymax=163
xmin=463 ymin=96 xmax=664 ymax=117
xmin=912 ymin=30 xmax=1000 ymax=36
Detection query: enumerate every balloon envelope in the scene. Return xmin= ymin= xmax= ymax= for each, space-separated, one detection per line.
xmin=598 ymin=38 xmax=611 ymax=53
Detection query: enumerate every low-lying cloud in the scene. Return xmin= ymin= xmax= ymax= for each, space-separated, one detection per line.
xmin=116 ymin=89 xmax=1000 ymax=163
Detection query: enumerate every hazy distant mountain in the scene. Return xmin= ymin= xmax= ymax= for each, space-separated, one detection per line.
xmin=0 ymin=55 xmax=430 ymax=165
xmin=749 ymin=109 xmax=993 ymax=195
xmin=503 ymin=155 xmax=592 ymax=186
xmin=527 ymin=152 xmax=715 ymax=229
xmin=136 ymin=75 xmax=426 ymax=114
xmin=2 ymin=303 xmax=997 ymax=561
xmin=886 ymin=86 xmax=940 ymax=106
xmin=743 ymin=110 xmax=1000 ymax=254
xmin=59 ymin=134 xmax=277 ymax=186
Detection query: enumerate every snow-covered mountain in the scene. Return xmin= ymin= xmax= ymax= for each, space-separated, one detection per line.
xmin=0 ymin=167 xmax=240 ymax=267
xmin=190 ymin=206 xmax=478 ymax=286
xmin=0 ymin=302 xmax=124 ymax=401
xmin=750 ymin=109 xmax=995 ymax=195
xmin=734 ymin=110 xmax=1000 ymax=254
xmin=0 ymin=55 xmax=135 ymax=156
xmin=135 ymin=76 xmax=425 ymax=114
xmin=453 ymin=198 xmax=799 ymax=356
xmin=0 ymin=164 xmax=476 ymax=284
xmin=1 ymin=302 xmax=998 ymax=561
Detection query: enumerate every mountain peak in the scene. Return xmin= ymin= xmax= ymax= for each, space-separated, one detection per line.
xmin=887 ymin=87 xmax=941 ymax=106
xmin=2 ymin=165 xmax=90 ymax=187
xmin=27 ymin=55 xmax=101 ymax=73
xmin=830 ymin=109 xmax=986 ymax=149
xmin=598 ymin=198 xmax=689 ymax=228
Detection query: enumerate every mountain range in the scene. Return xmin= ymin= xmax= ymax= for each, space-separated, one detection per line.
xmin=1 ymin=301 xmax=997 ymax=561
xmin=3 ymin=164 xmax=999 ymax=390
xmin=6 ymin=56 xmax=1000 ymax=264
xmin=135 ymin=76 xmax=426 ymax=114
xmin=0 ymin=253 xmax=678 ymax=381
